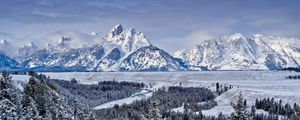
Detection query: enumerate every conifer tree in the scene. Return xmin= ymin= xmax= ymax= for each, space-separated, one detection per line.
xmin=250 ymin=105 xmax=256 ymax=119
xmin=231 ymin=93 xmax=249 ymax=120
xmin=216 ymin=82 xmax=220 ymax=93
xmin=183 ymin=103 xmax=190 ymax=120
xmin=148 ymin=97 xmax=161 ymax=120
xmin=35 ymin=83 xmax=46 ymax=117
xmin=290 ymin=112 xmax=298 ymax=120
xmin=0 ymin=71 xmax=12 ymax=90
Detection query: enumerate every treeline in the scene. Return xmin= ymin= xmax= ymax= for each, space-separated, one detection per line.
xmin=255 ymin=97 xmax=300 ymax=119
xmin=229 ymin=93 xmax=286 ymax=120
xmin=286 ymin=75 xmax=300 ymax=80
xmin=95 ymin=86 xmax=217 ymax=120
xmin=48 ymin=79 xmax=144 ymax=107
xmin=282 ymin=67 xmax=300 ymax=72
xmin=155 ymin=86 xmax=216 ymax=112
xmin=4 ymin=71 xmax=42 ymax=75
xmin=227 ymin=93 xmax=300 ymax=120
xmin=216 ymin=82 xmax=233 ymax=95
xmin=98 ymin=80 xmax=145 ymax=88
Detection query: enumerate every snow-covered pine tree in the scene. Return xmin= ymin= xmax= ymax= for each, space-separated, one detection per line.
xmin=290 ymin=112 xmax=298 ymax=120
xmin=0 ymin=71 xmax=21 ymax=119
xmin=72 ymin=99 xmax=95 ymax=120
xmin=0 ymin=72 xmax=12 ymax=89
xmin=35 ymin=81 xmax=47 ymax=117
xmin=216 ymin=82 xmax=220 ymax=93
xmin=20 ymin=94 xmax=39 ymax=119
xmin=250 ymin=105 xmax=256 ymax=119
xmin=148 ymin=97 xmax=161 ymax=120
xmin=183 ymin=103 xmax=192 ymax=120
xmin=230 ymin=93 xmax=249 ymax=120
xmin=217 ymin=112 xmax=226 ymax=120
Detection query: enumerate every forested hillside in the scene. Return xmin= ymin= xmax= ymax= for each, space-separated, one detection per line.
xmin=48 ymin=79 xmax=144 ymax=107
xmin=0 ymin=72 xmax=94 ymax=119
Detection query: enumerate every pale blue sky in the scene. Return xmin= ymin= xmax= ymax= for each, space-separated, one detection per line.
xmin=0 ymin=0 xmax=299 ymax=52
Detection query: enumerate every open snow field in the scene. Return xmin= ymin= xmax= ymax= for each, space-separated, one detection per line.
xmin=13 ymin=71 xmax=300 ymax=116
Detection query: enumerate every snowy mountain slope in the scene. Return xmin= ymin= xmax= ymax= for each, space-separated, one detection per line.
xmin=97 ymin=47 xmax=122 ymax=71
xmin=119 ymin=45 xmax=187 ymax=71
xmin=176 ymin=33 xmax=300 ymax=70
xmin=13 ymin=30 xmax=103 ymax=63
xmin=20 ymin=46 xmax=101 ymax=71
xmin=0 ymin=53 xmax=18 ymax=68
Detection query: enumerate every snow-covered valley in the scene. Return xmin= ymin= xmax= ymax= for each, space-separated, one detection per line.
xmin=8 ymin=70 xmax=300 ymax=119
xmin=19 ymin=71 xmax=298 ymax=116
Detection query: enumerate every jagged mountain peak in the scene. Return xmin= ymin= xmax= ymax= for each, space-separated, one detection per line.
xmin=104 ymin=25 xmax=151 ymax=53
xmin=106 ymin=24 xmax=124 ymax=38
xmin=25 ymin=42 xmax=37 ymax=48
xmin=105 ymin=25 xmax=148 ymax=41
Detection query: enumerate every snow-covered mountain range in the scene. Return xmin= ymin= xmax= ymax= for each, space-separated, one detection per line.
xmin=0 ymin=25 xmax=299 ymax=71
xmin=174 ymin=33 xmax=300 ymax=70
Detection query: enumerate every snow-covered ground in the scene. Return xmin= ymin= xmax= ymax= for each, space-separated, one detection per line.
xmin=171 ymin=106 xmax=185 ymax=113
xmin=11 ymin=75 xmax=31 ymax=91
xmin=12 ymin=75 xmax=30 ymax=82
xmin=13 ymin=71 xmax=300 ymax=116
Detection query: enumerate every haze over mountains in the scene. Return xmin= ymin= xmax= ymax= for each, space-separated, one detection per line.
xmin=0 ymin=25 xmax=300 ymax=71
